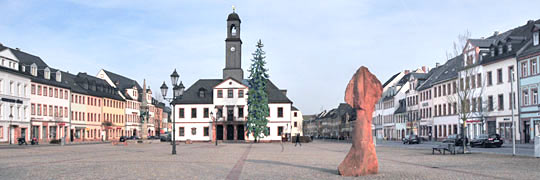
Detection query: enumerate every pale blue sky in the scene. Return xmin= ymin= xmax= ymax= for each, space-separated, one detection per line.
xmin=1 ymin=0 xmax=539 ymax=114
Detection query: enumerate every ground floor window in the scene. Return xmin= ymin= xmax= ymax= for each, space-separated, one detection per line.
xmin=42 ymin=126 xmax=47 ymax=139
xmin=179 ymin=127 xmax=184 ymax=136
xmin=278 ymin=126 xmax=283 ymax=136
xmin=49 ymin=126 xmax=57 ymax=139
xmin=75 ymin=129 xmax=81 ymax=139
xmin=203 ymin=127 xmax=209 ymax=136
xmin=499 ymin=122 xmax=512 ymax=141
xmin=32 ymin=126 xmax=39 ymax=138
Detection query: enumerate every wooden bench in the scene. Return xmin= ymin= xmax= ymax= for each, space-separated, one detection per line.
xmin=432 ymin=143 xmax=455 ymax=155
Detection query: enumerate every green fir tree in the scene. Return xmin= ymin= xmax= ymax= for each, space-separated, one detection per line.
xmin=246 ymin=39 xmax=270 ymax=142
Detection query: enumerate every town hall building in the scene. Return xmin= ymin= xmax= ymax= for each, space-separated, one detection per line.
xmin=171 ymin=10 xmax=303 ymax=142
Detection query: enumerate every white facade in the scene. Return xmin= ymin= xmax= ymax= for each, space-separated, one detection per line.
xmin=478 ymin=57 xmax=519 ymax=140
xmin=174 ymin=78 xmax=295 ymax=142
xmin=0 ymin=67 xmax=31 ymax=144
xmin=29 ymin=70 xmax=71 ymax=142
xmin=290 ymin=109 xmax=303 ymax=136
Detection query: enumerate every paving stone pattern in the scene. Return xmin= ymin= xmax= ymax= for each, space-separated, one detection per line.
xmin=0 ymin=141 xmax=539 ymax=179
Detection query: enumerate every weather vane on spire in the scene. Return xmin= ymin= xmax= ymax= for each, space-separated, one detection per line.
xmin=232 ymin=5 xmax=236 ymax=12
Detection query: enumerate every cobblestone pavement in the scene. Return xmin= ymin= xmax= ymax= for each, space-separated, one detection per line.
xmin=0 ymin=141 xmax=539 ymax=180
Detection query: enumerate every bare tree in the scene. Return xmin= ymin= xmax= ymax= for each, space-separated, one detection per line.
xmin=446 ymin=30 xmax=471 ymax=60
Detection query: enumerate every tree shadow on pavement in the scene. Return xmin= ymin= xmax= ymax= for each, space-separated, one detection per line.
xmin=245 ymin=159 xmax=338 ymax=175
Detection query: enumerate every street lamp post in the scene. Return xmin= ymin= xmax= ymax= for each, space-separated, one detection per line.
xmin=210 ymin=111 xmax=218 ymax=146
xmin=510 ymin=69 xmax=516 ymax=156
xmin=160 ymin=69 xmax=184 ymax=155
xmin=9 ymin=113 xmax=13 ymax=145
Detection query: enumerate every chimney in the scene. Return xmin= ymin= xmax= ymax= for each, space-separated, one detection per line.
xmin=493 ymin=31 xmax=499 ymax=36
xmin=436 ymin=62 xmax=440 ymax=67
xmin=404 ymin=70 xmax=410 ymax=74
xmin=15 ymin=48 xmax=20 ymax=51
xmin=528 ymin=20 xmax=534 ymax=24
xmin=280 ymin=89 xmax=287 ymax=96
xmin=422 ymin=66 xmax=426 ymax=72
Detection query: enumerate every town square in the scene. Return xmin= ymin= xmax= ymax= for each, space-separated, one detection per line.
xmin=1 ymin=1 xmax=540 ymax=179
xmin=1 ymin=142 xmax=539 ymax=179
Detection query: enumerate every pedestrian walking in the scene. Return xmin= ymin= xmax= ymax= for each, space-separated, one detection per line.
xmin=295 ymin=133 xmax=301 ymax=147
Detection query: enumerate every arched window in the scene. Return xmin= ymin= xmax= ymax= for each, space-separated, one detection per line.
xmin=231 ymin=25 xmax=237 ymax=36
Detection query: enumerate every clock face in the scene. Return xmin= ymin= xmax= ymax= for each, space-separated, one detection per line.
xmin=230 ymin=46 xmax=235 ymax=52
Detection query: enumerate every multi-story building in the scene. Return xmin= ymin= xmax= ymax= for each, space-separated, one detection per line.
xmin=424 ymin=56 xmax=461 ymax=141
xmin=469 ymin=21 xmax=536 ymax=142
xmin=172 ymin=11 xmax=301 ymax=142
xmin=517 ymin=22 xmax=540 ymax=143
xmin=64 ymin=72 xmax=123 ymax=142
xmin=373 ymin=70 xmax=408 ymax=140
xmin=152 ymin=98 xmax=165 ymax=136
xmin=0 ymin=45 xmax=32 ymax=144
xmin=20 ymin=57 xmax=71 ymax=143
xmin=102 ymin=91 xmax=126 ymax=140
xmin=97 ymin=69 xmax=143 ymax=137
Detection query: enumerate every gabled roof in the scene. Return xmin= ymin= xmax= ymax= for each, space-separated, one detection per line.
xmin=382 ymin=72 xmax=400 ymax=88
xmin=481 ymin=19 xmax=540 ymax=65
xmin=172 ymin=79 xmax=293 ymax=105
xmin=394 ymin=99 xmax=406 ymax=114
xmin=518 ymin=23 xmax=540 ymax=59
xmin=420 ymin=55 xmax=463 ymax=89
xmin=0 ymin=45 xmax=48 ymax=68
xmin=101 ymin=69 xmax=142 ymax=101
xmin=64 ymin=72 xmax=125 ymax=101
xmin=469 ymin=39 xmax=495 ymax=48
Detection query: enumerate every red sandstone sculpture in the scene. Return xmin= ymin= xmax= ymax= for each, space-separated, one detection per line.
xmin=338 ymin=66 xmax=382 ymax=176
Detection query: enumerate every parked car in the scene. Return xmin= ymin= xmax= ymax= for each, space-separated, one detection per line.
xmin=160 ymin=133 xmax=171 ymax=142
xmin=402 ymin=135 xmax=420 ymax=144
xmin=471 ymin=134 xmax=503 ymax=148
xmin=442 ymin=134 xmax=469 ymax=146
xmin=119 ymin=136 xmax=127 ymax=142
xmin=129 ymin=136 xmax=141 ymax=140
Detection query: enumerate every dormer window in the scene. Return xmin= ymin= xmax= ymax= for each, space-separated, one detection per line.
xmin=198 ymin=88 xmax=206 ymax=98
xmin=44 ymin=67 xmax=50 ymax=80
xmin=498 ymin=45 xmax=503 ymax=55
xmin=31 ymin=64 xmax=37 ymax=76
xmin=490 ymin=48 xmax=495 ymax=57
xmin=507 ymin=43 xmax=512 ymax=52
xmin=55 ymin=71 xmax=61 ymax=82
xmin=534 ymin=31 xmax=539 ymax=46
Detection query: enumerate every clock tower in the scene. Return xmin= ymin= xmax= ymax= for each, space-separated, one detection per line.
xmin=223 ymin=9 xmax=244 ymax=81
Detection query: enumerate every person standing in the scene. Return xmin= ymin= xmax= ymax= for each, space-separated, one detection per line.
xmin=295 ymin=133 xmax=301 ymax=147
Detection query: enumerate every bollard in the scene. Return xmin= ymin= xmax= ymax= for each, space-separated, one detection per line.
xmin=535 ymin=136 xmax=540 ymax=158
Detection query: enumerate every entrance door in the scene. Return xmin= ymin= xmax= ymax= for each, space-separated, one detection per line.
xmin=133 ymin=129 xmax=137 ymax=136
xmin=237 ymin=125 xmax=245 ymax=140
xmin=227 ymin=125 xmax=234 ymax=140
xmin=70 ymin=129 xmax=74 ymax=142
xmin=21 ymin=128 xmax=27 ymax=141
xmin=487 ymin=121 xmax=496 ymax=135
xmin=217 ymin=125 xmax=223 ymax=140
xmin=524 ymin=121 xmax=530 ymax=143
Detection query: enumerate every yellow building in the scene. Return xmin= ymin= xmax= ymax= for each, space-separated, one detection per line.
xmin=65 ymin=72 xmax=124 ymax=141
xmin=102 ymin=97 xmax=125 ymax=140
